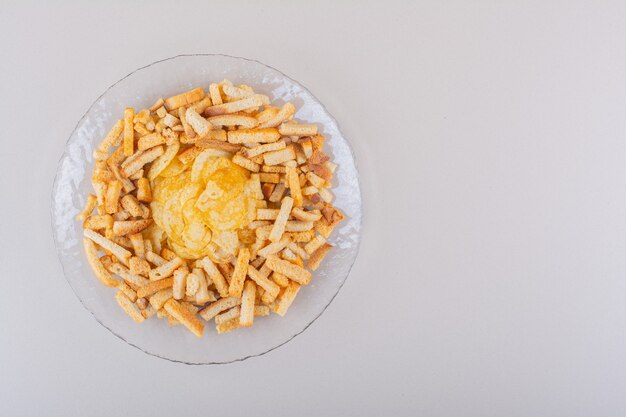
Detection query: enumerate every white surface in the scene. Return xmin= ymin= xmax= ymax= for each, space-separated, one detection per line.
xmin=2 ymin=1 xmax=626 ymax=415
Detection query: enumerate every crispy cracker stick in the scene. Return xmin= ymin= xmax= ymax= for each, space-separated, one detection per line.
xmin=137 ymin=277 xmax=174 ymax=299
xmin=262 ymin=165 xmax=287 ymax=174
xmin=215 ymin=306 xmax=240 ymax=325
xmin=172 ymin=268 xmax=187 ymax=300
xmin=147 ymin=141 xmax=179 ymax=180
xmin=150 ymin=98 xmax=164 ymax=111
xmin=193 ymin=268 xmax=213 ymax=304
xmin=286 ymin=241 xmax=309 ymax=260
xmin=104 ymin=180 xmax=122 ymax=214
xmin=295 ymin=147 xmax=307 ymax=165
xmin=204 ymin=94 xmax=267 ymax=116
xmin=196 ymin=138 xmax=241 ymax=153
xmin=309 ymin=134 xmax=325 ymax=152
xmin=178 ymin=107 xmax=195 ymax=139
xmin=149 ymin=257 xmax=184 ymax=281
xmin=292 ymin=207 xmax=322 ymax=222
xmin=165 ymin=87 xmax=205 ymax=110
xmin=123 ymin=108 xmax=135 ymax=156
xmin=115 ymin=291 xmax=145 ymax=323
xmin=134 ymin=108 xmax=150 ymax=124
xmin=265 ymin=255 xmax=311 ymax=285
xmin=207 ymin=114 xmax=258 ymax=128
xmin=112 ymin=211 xmax=130 ymax=221
xmin=278 ymin=123 xmax=318 ymax=137
xmin=129 ymin=256 xmax=150 ymax=276
xmin=308 ymin=163 xmax=332 ymax=182
xmin=258 ymin=237 xmax=290 ymax=258
xmin=136 ymin=178 xmax=152 ymax=203
xmin=300 ymin=138 xmax=313 ymax=158
xmin=199 ymin=257 xmax=229 ymax=298
xmin=318 ymin=187 xmax=333 ymax=203
xmin=110 ymin=235 xmax=132 ymax=249
xmin=307 ymin=243 xmax=333 ymax=270
xmin=256 ymin=208 xmax=280 ymax=221
xmin=305 ymin=171 xmax=326 ymax=188
xmin=177 ymin=146 xmax=202 ymax=164
xmin=137 ymin=133 xmax=166 ymax=151
xmin=185 ymin=108 xmax=212 ymax=138
xmin=208 ymin=83 xmax=223 ymax=105
xmin=285 ymin=221 xmax=314 ymax=232
xmin=156 ymin=248 xmax=176 ymax=260
xmin=263 ymin=146 xmax=296 ymax=166
xmin=239 ymin=280 xmax=256 ymax=327
xmin=254 ymin=306 xmax=270 ymax=317
xmin=112 ymin=219 xmax=152 ymax=236
xmin=243 ymin=141 xmax=286 ymax=160
xmin=149 ymin=288 xmax=172 ymax=310
xmin=227 ymin=128 xmax=280 ymax=144
xmin=228 ymin=248 xmax=250 ymax=297
xmin=163 ymin=299 xmax=204 ymax=337
xmin=129 ymin=233 xmax=145 ymax=258
xmin=216 ymin=317 xmax=243 ymax=334
xmin=305 ymin=234 xmax=327 ymax=254
xmin=77 ymin=194 xmax=97 ymax=220
xmin=185 ymin=269 xmax=200 ymax=296
xmin=199 ymin=296 xmax=241 ymax=321
xmin=258 ymin=102 xmax=295 ymax=128
xmin=121 ymin=146 xmax=164 ymax=178
xmin=156 ymin=106 xmax=167 ymax=118
xmin=128 ymin=169 xmax=144 ymax=181
xmin=259 ymin=261 xmax=272 ymax=278
xmin=232 ymin=154 xmax=260 ymax=172
xmin=222 ymin=83 xmax=255 ymax=98
xmin=108 ymin=262 xmax=150 ymax=286
xmin=247 ymin=265 xmax=280 ymax=299
xmin=259 ymin=173 xmax=280 ymax=184
xmin=84 ymin=229 xmax=131 ymax=265
xmin=199 ymin=129 xmax=228 ymax=142
xmin=281 ymin=247 xmax=297 ymax=262
xmin=273 ymin=281 xmax=301 ymax=316
xmin=286 ymin=165 xmax=303 ymax=207
xmin=256 ymin=106 xmax=279 ymax=123
xmin=83 ymin=238 xmax=118 ymax=287
xmin=120 ymin=148 xmax=144 ymax=170
xmin=145 ymin=251 xmax=166 ymax=267
xmin=314 ymin=217 xmax=335 ymax=238
xmin=118 ymin=281 xmax=137 ymax=302
xmin=109 ymin=164 xmax=135 ymax=193
xmin=270 ymin=271 xmax=290 ymax=288
xmin=83 ymin=214 xmax=113 ymax=230
xmin=189 ymin=97 xmax=212 ymax=114
xmin=260 ymin=287 xmax=276 ymax=305
xmin=269 ymin=196 xmax=293 ymax=242
xmin=120 ymin=194 xmax=143 ymax=217
xmin=94 ymin=119 xmax=123 ymax=160
xmin=92 ymin=167 xmax=116 ymax=183
xmin=285 ymin=230 xmax=315 ymax=243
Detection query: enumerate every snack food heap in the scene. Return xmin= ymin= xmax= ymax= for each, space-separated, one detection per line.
xmin=77 ymin=80 xmax=344 ymax=337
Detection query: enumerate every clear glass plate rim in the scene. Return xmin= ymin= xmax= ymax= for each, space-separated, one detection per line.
xmin=51 ymin=53 xmax=364 ymax=365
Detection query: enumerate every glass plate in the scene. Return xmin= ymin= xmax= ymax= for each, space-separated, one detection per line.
xmin=51 ymin=54 xmax=362 ymax=364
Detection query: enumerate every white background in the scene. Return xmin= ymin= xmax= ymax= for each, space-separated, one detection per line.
xmin=2 ymin=1 xmax=626 ymax=416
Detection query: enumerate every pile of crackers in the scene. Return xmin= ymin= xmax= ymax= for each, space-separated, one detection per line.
xmin=77 ymin=80 xmax=344 ymax=337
